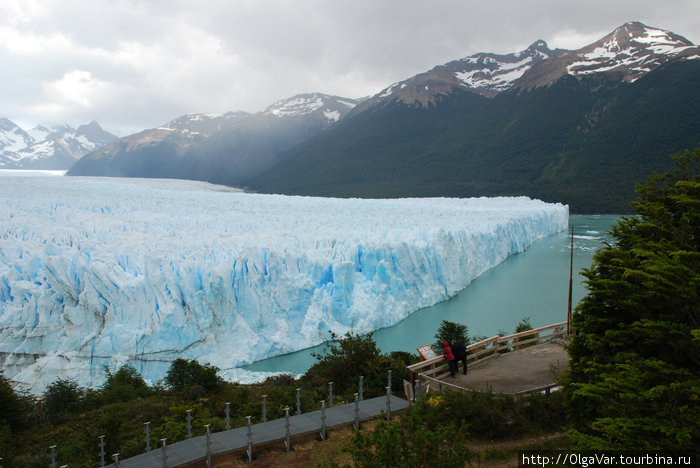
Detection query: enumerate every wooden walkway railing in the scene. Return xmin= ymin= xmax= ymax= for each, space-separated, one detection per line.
xmin=105 ymin=393 xmax=409 ymax=468
xmin=407 ymin=321 xmax=567 ymax=385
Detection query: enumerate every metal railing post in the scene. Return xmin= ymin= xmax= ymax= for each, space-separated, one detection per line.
xmin=320 ymin=400 xmax=327 ymax=441
xmin=205 ymin=424 xmax=212 ymax=467
xmin=385 ymin=386 xmax=392 ymax=420
xmin=144 ymin=421 xmax=151 ymax=452
xmin=49 ymin=445 xmax=56 ymax=468
xmin=353 ymin=393 xmax=360 ymax=430
xmin=99 ymin=434 xmax=105 ymax=467
xmin=186 ymin=409 xmax=192 ymax=439
xmin=296 ymin=388 xmax=301 ymax=415
xmin=359 ymin=375 xmax=364 ymax=401
xmin=284 ymin=408 xmax=291 ymax=453
xmin=246 ymin=416 xmax=253 ymax=462
xmin=328 ymin=382 xmax=334 ymax=407
xmin=161 ymin=438 xmax=168 ymax=468
xmin=387 ymin=370 xmax=392 ymax=395
xmin=225 ymin=402 xmax=231 ymax=430
xmin=112 ymin=453 xmax=120 ymax=468
xmin=262 ymin=395 xmax=267 ymax=422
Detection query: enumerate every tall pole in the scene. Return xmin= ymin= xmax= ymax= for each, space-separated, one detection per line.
xmin=567 ymin=224 xmax=574 ymax=335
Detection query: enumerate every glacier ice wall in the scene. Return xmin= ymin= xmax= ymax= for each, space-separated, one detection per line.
xmin=0 ymin=173 xmax=568 ymax=393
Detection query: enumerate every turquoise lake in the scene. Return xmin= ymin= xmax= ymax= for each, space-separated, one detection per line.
xmin=243 ymin=215 xmax=620 ymax=374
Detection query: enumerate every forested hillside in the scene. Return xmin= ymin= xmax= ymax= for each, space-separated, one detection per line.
xmin=249 ymin=60 xmax=700 ymax=213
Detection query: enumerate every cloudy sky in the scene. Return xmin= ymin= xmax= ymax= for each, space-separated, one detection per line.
xmin=2 ymin=0 xmax=699 ymax=136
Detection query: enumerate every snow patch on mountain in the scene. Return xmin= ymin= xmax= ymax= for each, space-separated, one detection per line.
xmin=454 ymin=55 xmax=533 ymax=91
xmin=265 ymin=93 xmax=360 ymax=123
xmin=269 ymin=95 xmax=325 ymax=116
xmin=324 ymin=110 xmax=341 ymax=122
xmin=158 ymin=112 xmax=248 ymax=136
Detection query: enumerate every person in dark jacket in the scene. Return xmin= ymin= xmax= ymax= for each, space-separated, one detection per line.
xmin=442 ymin=341 xmax=457 ymax=377
xmin=451 ymin=340 xmax=468 ymax=375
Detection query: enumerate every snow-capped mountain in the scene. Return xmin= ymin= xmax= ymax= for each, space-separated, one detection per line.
xmin=364 ymin=21 xmax=699 ymax=108
xmin=106 ymin=111 xmax=250 ymax=156
xmin=0 ymin=119 xmax=117 ymax=170
xmin=158 ymin=111 xmax=249 ymax=135
xmin=68 ymin=93 xmax=360 ymax=183
xmin=264 ymin=92 xmax=360 ymax=123
xmin=445 ymin=39 xmax=562 ymax=95
xmin=367 ymin=40 xmax=564 ymax=107
xmin=0 ymin=119 xmax=34 ymax=156
xmin=75 ymin=93 xmax=358 ymax=162
xmin=248 ymin=22 xmax=700 ymax=214
xmin=518 ymin=22 xmax=700 ymax=90
xmin=569 ymin=22 xmax=696 ymax=79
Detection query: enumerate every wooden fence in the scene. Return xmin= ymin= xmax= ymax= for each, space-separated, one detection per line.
xmin=406 ymin=321 xmax=567 ymax=383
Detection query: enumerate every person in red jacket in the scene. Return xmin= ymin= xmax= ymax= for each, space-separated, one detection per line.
xmin=442 ymin=341 xmax=457 ymax=377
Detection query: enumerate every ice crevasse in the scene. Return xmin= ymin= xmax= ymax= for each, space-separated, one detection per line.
xmin=0 ymin=175 xmax=569 ymax=393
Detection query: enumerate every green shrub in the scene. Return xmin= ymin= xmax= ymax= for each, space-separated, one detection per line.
xmin=102 ymin=365 xmax=151 ymax=403
xmin=408 ymin=389 xmax=566 ymax=441
xmin=0 ymin=373 xmax=26 ymax=431
xmin=43 ymin=378 xmax=84 ymax=424
xmin=164 ymin=358 xmax=223 ymax=394
xmin=514 ymin=316 xmax=537 ymax=348
xmin=306 ymin=331 xmax=406 ymax=398
xmin=351 ymin=419 xmax=472 ymax=468
xmin=151 ymin=401 xmax=210 ymax=444
xmin=432 ymin=320 xmax=470 ymax=351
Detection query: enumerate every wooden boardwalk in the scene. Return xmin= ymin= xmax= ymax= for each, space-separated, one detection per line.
xmin=106 ymin=394 xmax=408 ymax=468
xmin=408 ymin=322 xmax=569 ymax=395
xmin=432 ymin=341 xmax=568 ymax=394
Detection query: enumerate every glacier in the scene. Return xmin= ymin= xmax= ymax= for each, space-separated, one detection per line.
xmin=0 ymin=172 xmax=568 ymax=393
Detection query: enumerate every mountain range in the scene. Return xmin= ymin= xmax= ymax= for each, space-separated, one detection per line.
xmin=67 ymin=22 xmax=700 ymax=212
xmin=67 ymin=94 xmax=360 ymax=186
xmin=0 ymin=120 xmax=116 ymax=170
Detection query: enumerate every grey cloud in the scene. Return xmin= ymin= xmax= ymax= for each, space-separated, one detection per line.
xmin=1 ymin=0 xmax=698 ymax=136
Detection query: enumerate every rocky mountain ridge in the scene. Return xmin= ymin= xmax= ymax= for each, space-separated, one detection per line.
xmin=246 ymin=22 xmax=700 ymax=213
xmin=67 ymin=93 xmax=360 ymax=184
xmin=0 ymin=119 xmax=116 ymax=170
xmin=362 ymin=21 xmax=698 ymax=109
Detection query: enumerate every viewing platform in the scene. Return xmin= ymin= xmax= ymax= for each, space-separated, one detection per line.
xmin=408 ymin=322 xmax=569 ymax=395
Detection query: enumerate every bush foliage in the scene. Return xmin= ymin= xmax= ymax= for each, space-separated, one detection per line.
xmin=432 ymin=320 xmax=470 ymax=351
xmin=0 ymin=333 xmax=417 ymax=467
xmin=305 ymin=331 xmax=410 ymax=398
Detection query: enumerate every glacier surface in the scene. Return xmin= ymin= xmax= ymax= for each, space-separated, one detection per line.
xmin=0 ymin=172 xmax=568 ymax=393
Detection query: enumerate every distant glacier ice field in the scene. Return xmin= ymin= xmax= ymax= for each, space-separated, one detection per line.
xmin=0 ymin=172 xmax=568 ymax=393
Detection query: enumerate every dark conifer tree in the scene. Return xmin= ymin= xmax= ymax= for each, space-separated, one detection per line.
xmin=564 ymin=147 xmax=699 ymax=451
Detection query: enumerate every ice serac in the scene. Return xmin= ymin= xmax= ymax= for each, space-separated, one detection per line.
xmin=0 ymin=174 xmax=568 ymax=393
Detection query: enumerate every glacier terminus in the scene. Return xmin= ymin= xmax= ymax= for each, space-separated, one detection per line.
xmin=0 ymin=172 xmax=568 ymax=393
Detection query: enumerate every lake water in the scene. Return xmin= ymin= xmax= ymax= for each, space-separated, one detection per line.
xmin=243 ymin=215 xmax=621 ymax=374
